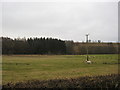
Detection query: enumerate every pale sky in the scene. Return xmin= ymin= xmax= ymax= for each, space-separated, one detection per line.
xmin=1 ymin=0 xmax=118 ymax=42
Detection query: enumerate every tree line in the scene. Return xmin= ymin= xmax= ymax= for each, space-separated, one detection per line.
xmin=1 ymin=37 xmax=118 ymax=55
xmin=2 ymin=37 xmax=66 ymax=54
xmin=65 ymin=41 xmax=118 ymax=54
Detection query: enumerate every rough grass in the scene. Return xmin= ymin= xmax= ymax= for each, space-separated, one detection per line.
xmin=2 ymin=54 xmax=118 ymax=84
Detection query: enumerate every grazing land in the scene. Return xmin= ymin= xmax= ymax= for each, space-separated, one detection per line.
xmin=2 ymin=54 xmax=118 ymax=84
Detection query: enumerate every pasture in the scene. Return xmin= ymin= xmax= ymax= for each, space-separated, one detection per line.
xmin=2 ymin=54 xmax=118 ymax=84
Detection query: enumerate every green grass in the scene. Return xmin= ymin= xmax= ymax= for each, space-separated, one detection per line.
xmin=2 ymin=54 xmax=118 ymax=84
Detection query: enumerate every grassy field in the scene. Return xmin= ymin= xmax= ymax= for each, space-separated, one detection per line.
xmin=2 ymin=54 xmax=118 ymax=84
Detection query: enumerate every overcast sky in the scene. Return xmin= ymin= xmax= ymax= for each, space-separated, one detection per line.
xmin=2 ymin=1 xmax=118 ymax=42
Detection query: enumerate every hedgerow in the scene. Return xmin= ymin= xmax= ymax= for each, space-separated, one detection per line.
xmin=2 ymin=74 xmax=120 ymax=89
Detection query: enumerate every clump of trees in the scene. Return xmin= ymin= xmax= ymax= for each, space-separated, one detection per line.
xmin=2 ymin=37 xmax=66 ymax=55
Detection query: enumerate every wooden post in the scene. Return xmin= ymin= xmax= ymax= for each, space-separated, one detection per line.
xmin=86 ymin=34 xmax=89 ymax=61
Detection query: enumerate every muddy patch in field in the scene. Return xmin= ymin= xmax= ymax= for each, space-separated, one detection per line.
xmin=2 ymin=63 xmax=30 ymax=65
xmin=102 ymin=62 xmax=120 ymax=64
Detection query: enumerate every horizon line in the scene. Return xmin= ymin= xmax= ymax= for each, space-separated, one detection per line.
xmin=1 ymin=36 xmax=119 ymax=43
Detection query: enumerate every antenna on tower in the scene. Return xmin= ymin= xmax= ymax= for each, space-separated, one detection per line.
xmin=86 ymin=34 xmax=89 ymax=43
